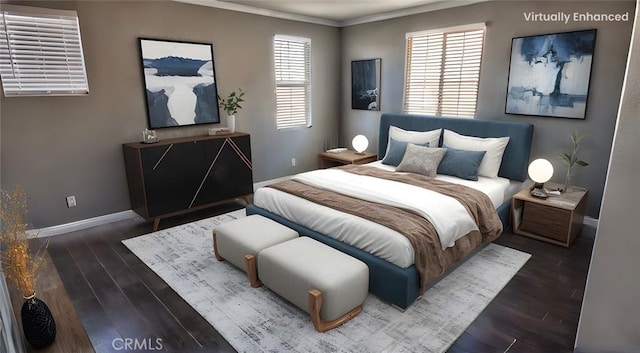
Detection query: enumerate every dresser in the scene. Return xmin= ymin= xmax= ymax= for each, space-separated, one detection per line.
xmin=123 ymin=133 xmax=253 ymax=230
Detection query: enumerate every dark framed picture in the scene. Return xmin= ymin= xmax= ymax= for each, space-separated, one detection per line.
xmin=351 ymin=58 xmax=381 ymax=111
xmin=505 ymin=29 xmax=597 ymax=119
xmin=139 ymin=38 xmax=220 ymax=129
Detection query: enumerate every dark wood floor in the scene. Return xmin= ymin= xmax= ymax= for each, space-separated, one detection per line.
xmin=45 ymin=202 xmax=594 ymax=353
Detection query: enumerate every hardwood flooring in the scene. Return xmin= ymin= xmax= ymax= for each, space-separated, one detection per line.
xmin=41 ymin=202 xmax=593 ymax=353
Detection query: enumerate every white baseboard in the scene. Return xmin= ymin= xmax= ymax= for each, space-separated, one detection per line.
xmin=584 ymin=216 xmax=599 ymax=229
xmin=27 ymin=177 xmax=294 ymax=238
xmin=27 ymin=210 xmax=143 ymax=238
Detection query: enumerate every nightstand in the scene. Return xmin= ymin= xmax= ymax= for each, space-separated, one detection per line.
xmin=511 ymin=182 xmax=588 ymax=247
xmin=318 ymin=150 xmax=377 ymax=169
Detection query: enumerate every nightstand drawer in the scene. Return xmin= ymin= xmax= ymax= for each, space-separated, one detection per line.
xmin=520 ymin=201 xmax=571 ymax=242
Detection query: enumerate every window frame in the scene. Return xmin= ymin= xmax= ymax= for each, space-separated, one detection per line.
xmin=273 ymin=34 xmax=312 ymax=130
xmin=403 ymin=23 xmax=486 ymax=118
xmin=0 ymin=5 xmax=89 ymax=97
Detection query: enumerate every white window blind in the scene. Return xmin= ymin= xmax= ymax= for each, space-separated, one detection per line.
xmin=274 ymin=35 xmax=311 ymax=129
xmin=404 ymin=24 xmax=485 ymax=118
xmin=0 ymin=5 xmax=89 ymax=97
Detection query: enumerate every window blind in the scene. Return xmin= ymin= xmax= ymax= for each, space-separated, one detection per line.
xmin=404 ymin=24 xmax=484 ymax=118
xmin=0 ymin=5 xmax=89 ymax=96
xmin=274 ymin=35 xmax=311 ymax=129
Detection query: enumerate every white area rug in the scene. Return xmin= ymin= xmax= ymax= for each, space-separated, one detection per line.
xmin=123 ymin=209 xmax=531 ymax=353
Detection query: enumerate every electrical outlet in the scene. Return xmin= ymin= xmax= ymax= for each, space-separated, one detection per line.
xmin=66 ymin=195 xmax=76 ymax=208
xmin=291 ymin=158 xmax=296 ymax=167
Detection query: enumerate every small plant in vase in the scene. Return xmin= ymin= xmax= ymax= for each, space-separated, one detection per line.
xmin=217 ymin=89 xmax=245 ymax=133
xmin=0 ymin=186 xmax=56 ymax=349
xmin=559 ymin=132 xmax=589 ymax=193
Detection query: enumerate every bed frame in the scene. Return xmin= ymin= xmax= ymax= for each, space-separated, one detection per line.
xmin=247 ymin=113 xmax=533 ymax=309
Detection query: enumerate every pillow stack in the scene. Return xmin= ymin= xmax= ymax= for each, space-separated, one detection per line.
xmin=380 ymin=125 xmax=510 ymax=181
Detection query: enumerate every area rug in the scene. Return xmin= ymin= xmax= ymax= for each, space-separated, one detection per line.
xmin=123 ymin=209 xmax=531 ymax=353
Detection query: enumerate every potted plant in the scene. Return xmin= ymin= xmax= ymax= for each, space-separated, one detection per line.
xmin=0 ymin=186 xmax=56 ymax=349
xmin=217 ymin=89 xmax=245 ymax=133
xmin=559 ymin=132 xmax=589 ymax=193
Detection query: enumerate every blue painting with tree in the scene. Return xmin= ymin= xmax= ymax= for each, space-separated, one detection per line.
xmin=506 ymin=30 xmax=596 ymax=119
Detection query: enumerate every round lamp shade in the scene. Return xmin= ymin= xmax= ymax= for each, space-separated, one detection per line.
xmin=352 ymin=135 xmax=369 ymax=153
xmin=528 ymin=158 xmax=554 ymax=184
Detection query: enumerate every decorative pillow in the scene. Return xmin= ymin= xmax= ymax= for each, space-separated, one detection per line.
xmin=442 ymin=129 xmax=510 ymax=178
xmin=437 ymin=146 xmax=486 ymax=181
xmin=381 ymin=138 xmax=429 ymax=166
xmin=396 ymin=144 xmax=447 ymax=177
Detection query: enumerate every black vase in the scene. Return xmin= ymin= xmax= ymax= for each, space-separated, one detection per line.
xmin=21 ymin=296 xmax=56 ymax=349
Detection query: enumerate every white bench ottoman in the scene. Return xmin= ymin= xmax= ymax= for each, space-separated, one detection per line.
xmin=213 ymin=214 xmax=298 ymax=287
xmin=258 ymin=237 xmax=369 ymax=332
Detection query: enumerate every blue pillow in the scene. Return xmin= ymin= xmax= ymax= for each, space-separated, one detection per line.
xmin=437 ymin=146 xmax=486 ymax=181
xmin=381 ymin=138 xmax=429 ymax=166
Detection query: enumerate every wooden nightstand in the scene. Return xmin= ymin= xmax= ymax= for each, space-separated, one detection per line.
xmin=511 ymin=182 xmax=588 ymax=247
xmin=318 ymin=150 xmax=377 ymax=169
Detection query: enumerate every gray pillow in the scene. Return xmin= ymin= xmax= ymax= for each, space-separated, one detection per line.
xmin=396 ymin=144 xmax=447 ymax=177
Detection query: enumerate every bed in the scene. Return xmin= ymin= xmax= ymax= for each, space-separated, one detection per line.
xmin=247 ymin=113 xmax=533 ymax=309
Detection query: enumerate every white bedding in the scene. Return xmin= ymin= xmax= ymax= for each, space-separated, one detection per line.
xmin=293 ymin=169 xmax=478 ymax=250
xmin=254 ymin=163 xmax=524 ymax=268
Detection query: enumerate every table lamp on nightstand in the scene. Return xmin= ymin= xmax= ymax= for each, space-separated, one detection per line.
xmin=352 ymin=135 xmax=368 ymax=154
xmin=528 ymin=158 xmax=554 ymax=199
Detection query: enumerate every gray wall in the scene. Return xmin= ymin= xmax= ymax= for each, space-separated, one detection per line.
xmin=575 ymin=2 xmax=640 ymax=351
xmin=0 ymin=1 xmax=340 ymax=228
xmin=340 ymin=0 xmax=635 ymax=218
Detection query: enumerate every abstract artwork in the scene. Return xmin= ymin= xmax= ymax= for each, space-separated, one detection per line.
xmin=351 ymin=59 xmax=381 ymax=111
xmin=505 ymin=29 xmax=597 ymax=119
xmin=139 ymin=38 xmax=220 ymax=128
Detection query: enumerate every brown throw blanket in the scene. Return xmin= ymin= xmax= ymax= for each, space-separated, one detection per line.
xmin=266 ymin=164 xmax=503 ymax=293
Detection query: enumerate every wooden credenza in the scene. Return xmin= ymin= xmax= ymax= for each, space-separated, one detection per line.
xmin=123 ymin=133 xmax=253 ymax=230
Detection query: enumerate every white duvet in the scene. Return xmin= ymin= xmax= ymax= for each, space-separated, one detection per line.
xmin=292 ymin=169 xmax=478 ymax=250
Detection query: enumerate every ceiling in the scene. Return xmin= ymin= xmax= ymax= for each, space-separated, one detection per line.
xmin=174 ymin=0 xmax=488 ymax=26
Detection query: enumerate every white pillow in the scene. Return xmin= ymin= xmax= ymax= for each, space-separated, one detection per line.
xmin=442 ymin=129 xmax=510 ymax=178
xmin=385 ymin=126 xmax=441 ymax=155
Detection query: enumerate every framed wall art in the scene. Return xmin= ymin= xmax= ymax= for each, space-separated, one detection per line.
xmin=139 ymin=38 xmax=221 ymax=128
xmin=351 ymin=58 xmax=381 ymax=111
xmin=505 ymin=29 xmax=597 ymax=119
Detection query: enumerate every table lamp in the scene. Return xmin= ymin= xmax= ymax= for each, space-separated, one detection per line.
xmin=528 ymin=158 xmax=554 ymax=198
xmin=352 ymin=135 xmax=368 ymax=154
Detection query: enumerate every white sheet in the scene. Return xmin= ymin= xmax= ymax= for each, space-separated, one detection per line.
xmin=254 ymin=164 xmax=523 ymax=268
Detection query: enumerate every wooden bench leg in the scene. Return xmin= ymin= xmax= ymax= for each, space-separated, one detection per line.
xmin=212 ymin=230 xmax=224 ymax=261
xmin=308 ymin=289 xmax=363 ymax=332
xmin=244 ymin=254 xmax=262 ymax=288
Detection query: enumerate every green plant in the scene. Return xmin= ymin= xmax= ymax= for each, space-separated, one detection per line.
xmin=217 ymin=89 xmax=245 ymax=116
xmin=559 ymin=132 xmax=589 ymax=192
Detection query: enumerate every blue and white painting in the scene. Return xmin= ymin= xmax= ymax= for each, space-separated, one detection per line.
xmin=506 ymin=30 xmax=596 ymax=119
xmin=140 ymin=39 xmax=220 ymax=128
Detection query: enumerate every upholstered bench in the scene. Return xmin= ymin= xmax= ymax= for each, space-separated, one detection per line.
xmin=258 ymin=236 xmax=369 ymax=332
xmin=213 ymin=214 xmax=298 ymax=287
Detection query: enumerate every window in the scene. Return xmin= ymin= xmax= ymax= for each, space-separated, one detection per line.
xmin=0 ymin=5 xmax=89 ymax=97
xmin=404 ymin=24 xmax=485 ymax=118
xmin=273 ymin=35 xmax=311 ymax=129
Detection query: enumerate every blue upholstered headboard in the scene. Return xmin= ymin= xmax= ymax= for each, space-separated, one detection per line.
xmin=379 ymin=113 xmax=534 ymax=182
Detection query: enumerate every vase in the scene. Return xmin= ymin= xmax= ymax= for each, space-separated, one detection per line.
xmin=21 ymin=294 xmax=56 ymax=349
xmin=227 ymin=115 xmax=236 ymax=133
xmin=564 ymin=168 xmax=573 ymax=193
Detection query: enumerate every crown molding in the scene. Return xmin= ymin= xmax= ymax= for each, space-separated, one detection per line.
xmin=173 ymin=0 xmax=490 ymax=27
xmin=341 ymin=0 xmax=489 ymax=26
xmin=174 ymin=0 xmax=341 ymax=27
